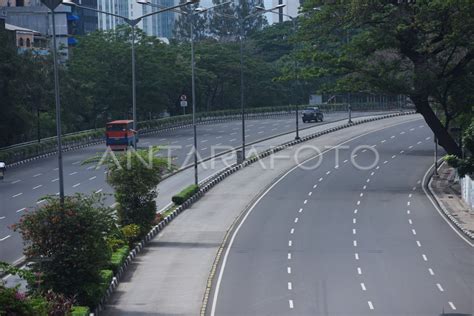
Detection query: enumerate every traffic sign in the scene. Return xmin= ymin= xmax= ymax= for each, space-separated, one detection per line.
xmin=180 ymin=94 xmax=187 ymax=101
xmin=180 ymin=100 xmax=188 ymax=107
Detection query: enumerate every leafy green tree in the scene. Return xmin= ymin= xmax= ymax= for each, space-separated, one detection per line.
xmin=103 ymin=147 xmax=172 ymax=236
xmin=298 ymin=0 xmax=474 ymax=155
xmin=12 ymin=194 xmax=115 ymax=307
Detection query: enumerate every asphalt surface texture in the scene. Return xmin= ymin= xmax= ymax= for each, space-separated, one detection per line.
xmin=0 ymin=111 xmax=378 ymax=265
xmin=211 ymin=120 xmax=474 ymax=315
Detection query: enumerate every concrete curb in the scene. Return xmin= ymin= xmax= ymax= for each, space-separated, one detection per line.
xmin=93 ymin=111 xmax=416 ymax=315
xmin=427 ymin=162 xmax=474 ymax=240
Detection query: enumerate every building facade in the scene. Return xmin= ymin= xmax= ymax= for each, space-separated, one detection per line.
xmin=1 ymin=0 xmax=72 ymax=58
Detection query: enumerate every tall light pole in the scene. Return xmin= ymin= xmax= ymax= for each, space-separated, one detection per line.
xmin=217 ymin=3 xmax=285 ymax=161
xmin=63 ymin=0 xmax=199 ymax=148
xmin=137 ymin=1 xmax=230 ymax=186
xmin=40 ymin=0 xmax=65 ymax=205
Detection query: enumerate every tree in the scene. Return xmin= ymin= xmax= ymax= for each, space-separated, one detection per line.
xmin=103 ymin=147 xmax=172 ymax=236
xmin=299 ymin=0 xmax=474 ymax=155
xmin=12 ymin=194 xmax=115 ymax=307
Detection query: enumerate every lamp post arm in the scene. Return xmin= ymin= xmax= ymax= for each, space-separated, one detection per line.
xmin=66 ymin=2 xmax=129 ymax=21
xmin=139 ymin=1 xmax=196 ymax=20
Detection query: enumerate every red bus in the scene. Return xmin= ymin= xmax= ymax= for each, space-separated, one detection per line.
xmin=105 ymin=120 xmax=138 ymax=150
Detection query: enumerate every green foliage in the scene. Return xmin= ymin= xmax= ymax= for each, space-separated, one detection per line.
xmin=172 ymin=184 xmax=200 ymax=205
xmin=12 ymin=194 xmax=115 ymax=307
xmin=121 ymin=224 xmax=141 ymax=247
xmin=297 ymin=0 xmax=473 ymax=155
xmin=104 ymin=147 xmax=171 ymax=236
xmin=0 ymin=286 xmax=38 ymax=316
xmin=0 ymin=284 xmax=79 ymax=316
xmin=0 ymin=261 xmax=36 ymax=286
xmin=109 ymin=246 xmax=130 ymax=274
xmin=444 ymin=119 xmax=474 ymax=177
xmin=100 ymin=270 xmax=113 ymax=286
xmin=71 ymin=306 xmax=90 ymax=316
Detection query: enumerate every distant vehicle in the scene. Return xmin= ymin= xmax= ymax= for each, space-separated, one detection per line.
xmin=0 ymin=162 xmax=5 ymax=180
xmin=105 ymin=120 xmax=138 ymax=150
xmin=302 ymin=107 xmax=324 ymax=123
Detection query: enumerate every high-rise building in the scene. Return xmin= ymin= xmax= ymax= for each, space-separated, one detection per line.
xmin=142 ymin=0 xmax=175 ymax=38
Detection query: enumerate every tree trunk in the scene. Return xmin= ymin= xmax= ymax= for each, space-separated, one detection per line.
xmin=411 ymin=95 xmax=461 ymax=156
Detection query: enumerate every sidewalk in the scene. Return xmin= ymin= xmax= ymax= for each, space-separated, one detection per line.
xmin=102 ymin=115 xmax=420 ymax=316
xmin=429 ymin=163 xmax=474 ymax=239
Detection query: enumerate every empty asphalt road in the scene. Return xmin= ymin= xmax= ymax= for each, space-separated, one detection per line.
xmin=211 ymin=120 xmax=473 ymax=315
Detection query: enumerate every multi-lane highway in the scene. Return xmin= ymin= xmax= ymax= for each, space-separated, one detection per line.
xmin=0 ymin=111 xmax=382 ymax=265
xmin=211 ymin=120 xmax=473 ymax=315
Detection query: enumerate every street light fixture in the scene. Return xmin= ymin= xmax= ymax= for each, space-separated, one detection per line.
xmin=137 ymin=0 xmax=231 ymax=186
xmin=63 ymin=0 xmax=199 ymax=148
xmin=216 ymin=3 xmax=285 ymax=161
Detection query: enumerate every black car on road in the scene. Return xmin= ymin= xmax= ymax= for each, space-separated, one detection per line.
xmin=302 ymin=107 xmax=324 ymax=123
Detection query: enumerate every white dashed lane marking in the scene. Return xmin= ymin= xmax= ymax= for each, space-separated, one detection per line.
xmin=437 ymin=283 xmax=444 ymax=292
xmin=448 ymin=302 xmax=456 ymax=310
xmin=32 ymin=185 xmax=42 ymax=190
xmin=12 ymin=193 xmax=23 ymax=198
xmin=11 ymin=180 xmax=21 ymax=184
xmin=368 ymin=301 xmax=374 ymax=310
xmin=33 ymin=173 xmax=42 ymax=177
xmin=16 ymin=208 xmax=26 ymax=213
xmin=69 ymin=171 xmax=78 ymax=176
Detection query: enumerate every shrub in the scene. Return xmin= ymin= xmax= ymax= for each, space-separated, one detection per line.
xmin=71 ymin=306 xmax=90 ymax=316
xmin=172 ymin=184 xmax=199 ymax=205
xmin=100 ymin=270 xmax=113 ymax=286
xmin=12 ymin=194 xmax=115 ymax=308
xmin=0 ymin=286 xmax=36 ymax=315
xmin=106 ymin=147 xmax=172 ymax=236
xmin=153 ymin=213 xmax=164 ymax=225
xmin=121 ymin=224 xmax=141 ymax=246
xmin=109 ymin=245 xmax=130 ymax=274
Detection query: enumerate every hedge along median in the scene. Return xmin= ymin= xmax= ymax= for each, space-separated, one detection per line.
xmin=172 ymin=185 xmax=200 ymax=205
xmin=0 ymin=103 xmax=399 ymax=166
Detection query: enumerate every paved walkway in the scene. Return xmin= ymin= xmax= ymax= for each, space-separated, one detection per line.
xmin=430 ymin=163 xmax=474 ymax=237
xmin=102 ymin=115 xmax=420 ymax=316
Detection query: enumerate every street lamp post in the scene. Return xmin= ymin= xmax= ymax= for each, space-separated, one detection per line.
xmin=137 ymin=1 xmax=231 ymax=185
xmin=63 ymin=0 xmax=198 ymax=148
xmin=40 ymin=0 xmax=65 ymax=205
xmin=217 ymin=3 xmax=285 ymax=161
